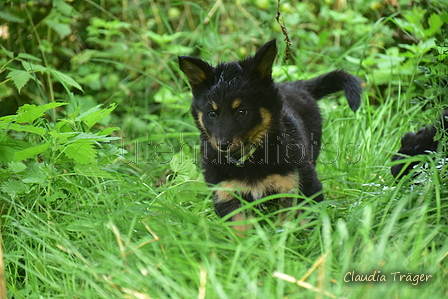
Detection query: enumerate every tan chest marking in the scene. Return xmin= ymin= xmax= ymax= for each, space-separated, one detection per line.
xmin=215 ymin=172 xmax=298 ymax=203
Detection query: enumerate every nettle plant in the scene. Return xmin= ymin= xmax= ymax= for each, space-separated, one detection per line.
xmin=0 ymin=44 xmax=125 ymax=200
xmin=0 ymin=102 xmax=123 ymax=200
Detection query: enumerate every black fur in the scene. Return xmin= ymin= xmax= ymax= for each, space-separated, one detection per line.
xmin=391 ymin=109 xmax=448 ymax=179
xmin=179 ymin=40 xmax=362 ymax=231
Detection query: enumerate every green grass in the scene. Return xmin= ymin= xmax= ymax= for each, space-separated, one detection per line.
xmin=1 ymin=1 xmax=448 ymax=298
xmin=2 ymin=134 xmax=447 ymax=299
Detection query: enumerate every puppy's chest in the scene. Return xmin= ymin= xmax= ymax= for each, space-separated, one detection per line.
xmin=215 ymin=172 xmax=299 ymax=203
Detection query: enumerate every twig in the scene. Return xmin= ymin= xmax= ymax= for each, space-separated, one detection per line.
xmin=274 ymin=254 xmax=338 ymax=299
xmin=203 ymin=0 xmax=222 ymax=25
xmin=110 ymin=223 xmax=128 ymax=264
xmin=275 ymin=0 xmax=291 ymax=62
xmin=198 ymin=265 xmax=207 ymax=299
xmin=149 ymin=0 xmax=163 ymax=35
xmin=300 ymin=253 xmax=327 ymax=281
xmin=273 ymin=271 xmax=336 ymax=298
xmin=438 ymin=250 xmax=448 ymax=274
xmin=184 ymin=3 xmax=195 ymax=31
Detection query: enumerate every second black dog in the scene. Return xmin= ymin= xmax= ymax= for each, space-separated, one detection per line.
xmin=391 ymin=109 xmax=448 ymax=179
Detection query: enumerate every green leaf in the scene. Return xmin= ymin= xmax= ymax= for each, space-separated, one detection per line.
xmin=0 ymin=180 xmax=30 ymax=197
xmin=154 ymin=86 xmax=179 ymax=104
xmin=75 ymin=105 xmax=101 ymax=121
xmin=15 ymin=102 xmax=67 ymax=123
xmin=21 ymin=61 xmax=47 ymax=72
xmin=0 ymin=115 xmax=16 ymax=124
xmin=45 ymin=191 xmax=67 ymax=202
xmin=170 ymin=154 xmax=197 ymax=179
xmin=76 ymin=104 xmax=116 ymax=128
xmin=53 ymin=119 xmax=74 ymax=133
xmin=38 ymin=39 xmax=53 ymax=54
xmin=145 ymin=31 xmax=185 ymax=44
xmin=98 ymin=127 xmax=120 ymax=136
xmin=54 ymin=0 xmax=78 ymax=16
xmin=440 ymin=12 xmax=448 ymax=23
xmin=0 ymin=11 xmax=25 ymax=23
xmin=44 ymin=17 xmax=71 ymax=39
xmin=49 ymin=131 xmax=76 ymax=144
xmin=49 ymin=69 xmax=84 ymax=92
xmin=165 ymin=44 xmax=192 ymax=55
xmin=63 ymin=140 xmax=96 ymax=164
xmin=425 ymin=13 xmax=443 ymax=37
xmin=0 ymin=132 xmax=30 ymax=163
xmin=8 ymin=161 xmax=27 ymax=173
xmin=6 ymin=70 xmax=33 ymax=94
xmin=18 ymin=53 xmax=42 ymax=62
xmin=14 ymin=143 xmax=50 ymax=161
xmin=0 ymin=123 xmax=46 ymax=136
xmin=1 ymin=46 xmax=14 ymax=58
xmin=21 ymin=163 xmax=47 ymax=184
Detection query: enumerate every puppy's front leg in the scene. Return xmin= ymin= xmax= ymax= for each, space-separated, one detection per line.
xmin=214 ymin=190 xmax=253 ymax=233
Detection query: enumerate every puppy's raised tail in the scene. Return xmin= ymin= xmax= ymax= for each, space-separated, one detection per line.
xmin=301 ymin=70 xmax=363 ymax=112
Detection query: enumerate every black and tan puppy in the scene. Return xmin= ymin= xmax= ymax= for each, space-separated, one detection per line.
xmin=179 ymin=40 xmax=362 ymax=232
xmin=391 ymin=109 xmax=448 ymax=179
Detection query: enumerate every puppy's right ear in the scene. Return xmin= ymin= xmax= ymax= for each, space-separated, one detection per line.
xmin=252 ymin=39 xmax=277 ymax=80
xmin=178 ymin=56 xmax=214 ymax=88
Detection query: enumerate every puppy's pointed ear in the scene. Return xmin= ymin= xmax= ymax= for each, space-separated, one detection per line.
xmin=252 ymin=39 xmax=277 ymax=79
xmin=178 ymin=56 xmax=214 ymax=88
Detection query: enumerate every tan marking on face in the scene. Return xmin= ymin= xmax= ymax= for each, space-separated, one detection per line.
xmin=227 ymin=138 xmax=243 ymax=153
xmin=232 ymin=98 xmax=242 ymax=109
xmin=247 ymin=108 xmax=272 ymax=144
xmin=210 ymin=137 xmax=218 ymax=150
xmin=197 ymin=112 xmax=210 ymax=138
xmin=209 ymin=137 xmax=243 ymax=153
xmin=211 ymin=101 xmax=218 ymax=111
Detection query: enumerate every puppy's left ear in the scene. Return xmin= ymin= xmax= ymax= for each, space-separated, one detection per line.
xmin=252 ymin=39 xmax=277 ymax=79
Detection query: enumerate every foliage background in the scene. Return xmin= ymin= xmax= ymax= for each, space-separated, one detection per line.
xmin=0 ymin=0 xmax=447 ymax=298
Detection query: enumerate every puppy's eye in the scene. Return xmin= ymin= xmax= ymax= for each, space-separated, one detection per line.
xmin=236 ymin=109 xmax=247 ymax=117
xmin=208 ymin=111 xmax=217 ymax=118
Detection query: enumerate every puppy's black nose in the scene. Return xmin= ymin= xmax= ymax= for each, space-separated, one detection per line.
xmin=217 ymin=140 xmax=231 ymax=151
